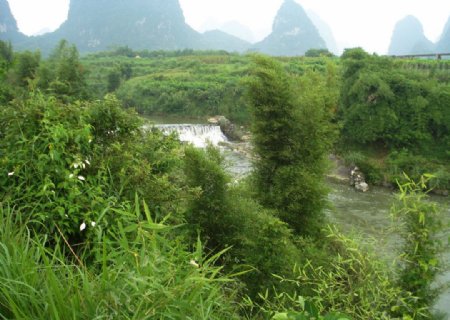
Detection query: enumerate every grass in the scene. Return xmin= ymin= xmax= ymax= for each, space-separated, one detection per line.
xmin=0 ymin=204 xmax=240 ymax=319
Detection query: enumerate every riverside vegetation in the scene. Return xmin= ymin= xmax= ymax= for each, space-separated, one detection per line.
xmin=0 ymin=40 xmax=448 ymax=319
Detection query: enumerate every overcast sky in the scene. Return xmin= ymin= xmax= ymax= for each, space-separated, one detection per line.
xmin=6 ymin=0 xmax=450 ymax=54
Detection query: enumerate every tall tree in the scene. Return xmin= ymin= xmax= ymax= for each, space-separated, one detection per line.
xmin=39 ymin=40 xmax=87 ymax=101
xmin=0 ymin=40 xmax=14 ymax=103
xmin=246 ymin=55 xmax=335 ymax=236
xmin=14 ymin=50 xmax=41 ymax=87
xmin=0 ymin=40 xmax=13 ymax=67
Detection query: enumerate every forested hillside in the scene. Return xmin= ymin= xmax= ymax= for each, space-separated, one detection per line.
xmin=0 ymin=40 xmax=449 ymax=319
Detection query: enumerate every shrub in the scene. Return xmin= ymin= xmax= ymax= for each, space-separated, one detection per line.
xmin=0 ymin=92 xmax=108 ymax=242
xmin=0 ymin=93 xmax=186 ymax=247
xmin=244 ymin=226 xmax=415 ymax=320
xmin=183 ymin=145 xmax=230 ymax=249
xmin=183 ymin=146 xmax=300 ymax=300
xmin=385 ymin=150 xmax=450 ymax=190
xmin=391 ymin=175 xmax=446 ymax=319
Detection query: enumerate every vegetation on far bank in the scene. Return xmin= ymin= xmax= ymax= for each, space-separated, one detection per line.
xmin=78 ymin=45 xmax=450 ymax=191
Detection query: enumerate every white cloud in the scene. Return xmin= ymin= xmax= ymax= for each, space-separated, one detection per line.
xmin=7 ymin=0 xmax=69 ymax=35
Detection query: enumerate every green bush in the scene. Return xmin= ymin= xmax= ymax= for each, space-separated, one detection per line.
xmin=391 ymin=176 xmax=446 ymax=319
xmin=428 ymin=167 xmax=450 ymax=191
xmin=183 ymin=145 xmax=231 ymax=249
xmin=226 ymin=185 xmax=300 ymax=298
xmin=385 ymin=150 xmax=450 ymax=190
xmin=0 ymin=92 xmax=107 ymax=242
xmin=183 ymin=146 xmax=300 ymax=299
xmin=0 ymin=93 xmax=187 ymax=247
xmin=244 ymin=227 xmax=416 ymax=320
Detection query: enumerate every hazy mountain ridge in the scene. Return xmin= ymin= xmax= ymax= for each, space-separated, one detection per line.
xmin=306 ymin=10 xmax=339 ymax=55
xmin=32 ymin=0 xmax=204 ymax=53
xmin=436 ymin=17 xmax=450 ymax=52
xmin=388 ymin=15 xmax=434 ymax=55
xmin=1 ymin=0 xmax=334 ymax=56
xmin=252 ymin=0 xmax=327 ymax=56
xmin=388 ymin=15 xmax=450 ymax=56
xmin=1 ymin=0 xmax=449 ymax=56
xmin=0 ymin=0 xmax=25 ymax=42
xmin=201 ymin=30 xmax=251 ymax=52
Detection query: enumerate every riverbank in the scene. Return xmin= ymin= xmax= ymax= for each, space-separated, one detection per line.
xmin=330 ymin=150 xmax=449 ymax=196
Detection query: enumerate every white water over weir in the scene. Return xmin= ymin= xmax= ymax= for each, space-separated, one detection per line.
xmin=153 ymin=124 xmax=228 ymax=148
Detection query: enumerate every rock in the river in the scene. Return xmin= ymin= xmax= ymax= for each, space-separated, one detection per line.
xmin=350 ymin=166 xmax=369 ymax=192
xmin=209 ymin=116 xmax=243 ymax=141
xmin=355 ymin=181 xmax=369 ymax=192
xmin=207 ymin=116 xmax=220 ymax=125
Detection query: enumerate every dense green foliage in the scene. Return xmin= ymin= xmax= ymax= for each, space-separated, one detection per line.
xmin=246 ymin=55 xmax=336 ymax=236
xmin=82 ymin=49 xmax=334 ymax=124
xmin=0 ymin=40 xmax=448 ymax=319
xmin=391 ymin=176 xmax=445 ymax=318
xmin=0 ymin=79 xmax=242 ymax=318
xmin=339 ymin=48 xmax=450 ymax=189
xmin=85 ymin=51 xmax=250 ymax=122
xmin=248 ymin=228 xmax=411 ymax=319
xmin=38 ymin=40 xmax=88 ymax=101
xmin=0 ymin=92 xmax=188 ymax=246
xmin=184 ymin=146 xmax=301 ymax=298
xmin=305 ymin=48 xmax=334 ymax=58
xmin=340 ymin=48 xmax=447 ymax=149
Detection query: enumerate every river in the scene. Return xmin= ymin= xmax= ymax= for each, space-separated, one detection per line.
xmin=147 ymin=120 xmax=450 ymax=318
xmin=327 ymin=181 xmax=450 ymax=318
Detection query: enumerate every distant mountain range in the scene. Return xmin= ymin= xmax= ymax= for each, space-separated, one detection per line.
xmin=388 ymin=15 xmax=450 ymax=56
xmin=0 ymin=0 xmax=25 ymax=42
xmin=0 ymin=0 xmax=330 ymax=56
xmin=1 ymin=0 xmax=448 ymax=56
xmin=436 ymin=17 xmax=450 ymax=52
xmin=252 ymin=0 xmax=326 ymax=56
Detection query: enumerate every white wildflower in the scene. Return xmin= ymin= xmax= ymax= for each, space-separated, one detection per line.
xmin=189 ymin=259 xmax=199 ymax=268
xmin=73 ymin=163 xmax=79 ymax=169
xmin=69 ymin=174 xmax=74 ymax=179
xmin=85 ymin=159 xmax=91 ymax=166
xmin=78 ymin=175 xmax=86 ymax=181
xmin=91 ymin=221 xmax=96 ymax=227
xmin=8 ymin=172 xmax=14 ymax=176
xmin=80 ymin=222 xmax=86 ymax=231
xmin=88 ymin=139 xmax=93 ymax=143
